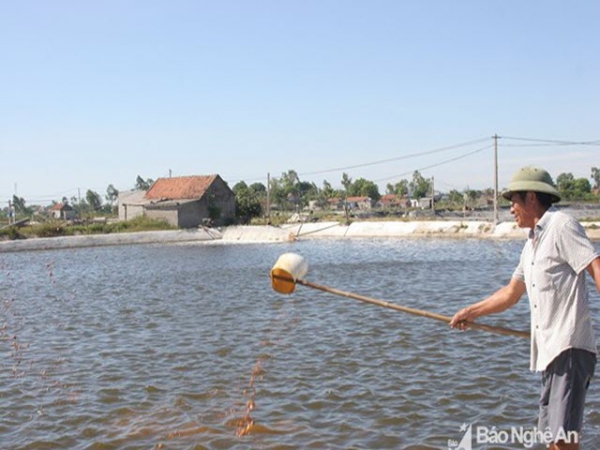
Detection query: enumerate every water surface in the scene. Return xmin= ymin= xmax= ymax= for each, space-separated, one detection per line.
xmin=2 ymin=238 xmax=600 ymax=449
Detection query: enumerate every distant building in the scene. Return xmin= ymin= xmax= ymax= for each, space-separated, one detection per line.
xmin=118 ymin=190 xmax=147 ymax=221
xmin=327 ymin=197 xmax=344 ymax=211
xmin=378 ymin=194 xmax=411 ymax=209
xmin=118 ymin=174 xmax=236 ymax=228
xmin=418 ymin=197 xmax=433 ymax=209
xmin=49 ymin=203 xmax=76 ymax=220
xmin=477 ymin=195 xmax=495 ymax=208
xmin=346 ymin=196 xmax=373 ymax=210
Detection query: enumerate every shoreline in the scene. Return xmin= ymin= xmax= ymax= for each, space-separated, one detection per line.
xmin=1 ymin=220 xmax=599 ymax=253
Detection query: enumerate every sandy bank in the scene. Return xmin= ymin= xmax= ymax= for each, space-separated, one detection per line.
xmin=283 ymin=220 xmax=600 ymax=240
xmin=1 ymin=220 xmax=599 ymax=253
xmin=0 ymin=228 xmax=222 ymax=253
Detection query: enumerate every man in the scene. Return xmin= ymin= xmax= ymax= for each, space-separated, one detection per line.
xmin=450 ymin=166 xmax=600 ymax=450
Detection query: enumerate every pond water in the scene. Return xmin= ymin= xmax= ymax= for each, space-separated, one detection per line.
xmin=1 ymin=238 xmax=600 ymax=449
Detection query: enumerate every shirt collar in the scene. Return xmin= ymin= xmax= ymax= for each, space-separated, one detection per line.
xmin=528 ymin=206 xmax=556 ymax=240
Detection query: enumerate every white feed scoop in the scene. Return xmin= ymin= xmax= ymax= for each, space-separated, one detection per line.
xmin=270 ymin=253 xmax=308 ymax=294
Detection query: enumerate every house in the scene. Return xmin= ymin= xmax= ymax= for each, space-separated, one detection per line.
xmin=118 ymin=190 xmax=148 ymax=221
xmin=135 ymin=174 xmax=236 ymax=228
xmin=418 ymin=197 xmax=433 ymax=209
xmin=49 ymin=203 xmax=76 ymax=220
xmin=477 ymin=195 xmax=495 ymax=208
xmin=346 ymin=196 xmax=373 ymax=210
xmin=378 ymin=194 xmax=411 ymax=209
xmin=327 ymin=197 xmax=344 ymax=211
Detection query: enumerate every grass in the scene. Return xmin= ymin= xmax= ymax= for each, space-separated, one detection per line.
xmin=0 ymin=216 xmax=175 ymax=241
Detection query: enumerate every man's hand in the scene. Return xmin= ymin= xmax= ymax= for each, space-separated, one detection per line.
xmin=450 ymin=307 xmax=475 ymax=331
xmin=449 ymin=279 xmax=525 ymax=332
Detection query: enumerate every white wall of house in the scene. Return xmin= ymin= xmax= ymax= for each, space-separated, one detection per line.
xmin=118 ymin=190 xmax=147 ymax=221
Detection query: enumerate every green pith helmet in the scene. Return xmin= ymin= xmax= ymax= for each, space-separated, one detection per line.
xmin=501 ymin=166 xmax=561 ymax=203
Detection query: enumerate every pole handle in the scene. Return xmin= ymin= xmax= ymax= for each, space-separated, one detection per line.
xmin=276 ymin=275 xmax=529 ymax=340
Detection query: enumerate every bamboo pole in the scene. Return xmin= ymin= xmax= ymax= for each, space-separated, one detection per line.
xmin=273 ymin=275 xmax=530 ymax=340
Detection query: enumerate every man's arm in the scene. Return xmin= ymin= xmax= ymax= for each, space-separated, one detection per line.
xmin=587 ymin=256 xmax=600 ymax=293
xmin=450 ymin=277 xmax=526 ymax=330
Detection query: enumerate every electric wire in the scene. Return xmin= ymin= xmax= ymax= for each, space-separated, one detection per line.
xmin=230 ymin=136 xmax=490 ymax=184
xmin=374 ymin=144 xmax=494 ymax=183
xmin=296 ymin=137 xmax=490 ymax=177
xmin=499 ymin=136 xmax=600 ymax=146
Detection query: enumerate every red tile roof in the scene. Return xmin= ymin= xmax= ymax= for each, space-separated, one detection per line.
xmin=144 ymin=175 xmax=218 ymax=200
xmin=380 ymin=194 xmax=399 ymax=204
xmin=49 ymin=203 xmax=72 ymax=211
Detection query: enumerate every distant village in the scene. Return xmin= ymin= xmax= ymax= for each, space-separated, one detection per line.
xmin=3 ymin=168 xmax=599 ymax=230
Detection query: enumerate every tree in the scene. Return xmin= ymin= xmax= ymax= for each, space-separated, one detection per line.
xmin=233 ymin=181 xmax=249 ymax=194
xmin=135 ymin=175 xmax=154 ymax=191
xmin=268 ymin=170 xmax=317 ymax=210
xmin=556 ymin=172 xmax=574 ymax=193
xmin=396 ymin=180 xmax=409 ymax=197
xmin=268 ymin=177 xmax=286 ymax=209
xmin=86 ymin=190 xmax=103 ymax=211
xmin=106 ymin=184 xmax=119 ymax=205
xmin=322 ymin=180 xmax=335 ymax=199
xmin=464 ymin=189 xmax=479 ymax=206
xmin=297 ymin=181 xmax=319 ymax=202
xmin=249 ymin=182 xmax=267 ymax=194
xmin=591 ymin=167 xmax=600 ymax=190
xmin=410 ymin=171 xmax=431 ymax=199
xmin=387 ymin=179 xmax=409 ymax=197
xmin=12 ymin=195 xmax=32 ymax=215
xmin=556 ymin=172 xmax=591 ymax=199
xmin=447 ymin=189 xmax=464 ymax=204
xmin=234 ymin=183 xmax=262 ymax=224
xmin=572 ymin=178 xmax=592 ymax=198
xmin=341 ymin=173 xmax=352 ymax=193
xmin=280 ymin=170 xmax=300 ymax=195
xmin=350 ymin=178 xmax=381 ymax=201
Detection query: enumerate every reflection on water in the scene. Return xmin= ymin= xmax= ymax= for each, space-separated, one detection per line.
xmin=1 ymin=238 xmax=599 ymax=449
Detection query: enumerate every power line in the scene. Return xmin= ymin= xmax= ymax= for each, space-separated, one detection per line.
xmin=297 ymin=137 xmax=490 ymax=177
xmin=226 ymin=136 xmax=490 ymax=185
xmin=374 ymin=144 xmax=494 ymax=183
xmin=499 ymin=136 xmax=600 ymax=146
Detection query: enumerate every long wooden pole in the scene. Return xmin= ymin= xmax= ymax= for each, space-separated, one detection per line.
xmin=279 ymin=276 xmax=529 ymax=340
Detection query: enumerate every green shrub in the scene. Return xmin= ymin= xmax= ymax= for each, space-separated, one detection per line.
xmin=28 ymin=222 xmax=70 ymax=238
xmin=110 ymin=216 xmax=175 ymax=232
xmin=0 ymin=226 xmax=25 ymax=240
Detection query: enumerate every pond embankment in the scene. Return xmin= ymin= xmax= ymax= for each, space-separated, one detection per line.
xmin=0 ymin=228 xmax=221 ymax=252
xmin=1 ymin=220 xmax=599 ymax=253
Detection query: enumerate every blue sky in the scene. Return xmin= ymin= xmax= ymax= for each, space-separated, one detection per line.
xmin=1 ymin=1 xmax=598 ymax=204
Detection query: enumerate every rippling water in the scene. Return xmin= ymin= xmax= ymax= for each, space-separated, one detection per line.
xmin=2 ymin=238 xmax=600 ymax=449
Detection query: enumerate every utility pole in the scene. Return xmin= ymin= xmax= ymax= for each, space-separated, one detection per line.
xmin=431 ymin=176 xmax=435 ymax=213
xmin=493 ymin=134 xmax=499 ymax=226
xmin=266 ymin=172 xmax=271 ymax=225
xmin=8 ymin=200 xmax=14 ymax=225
